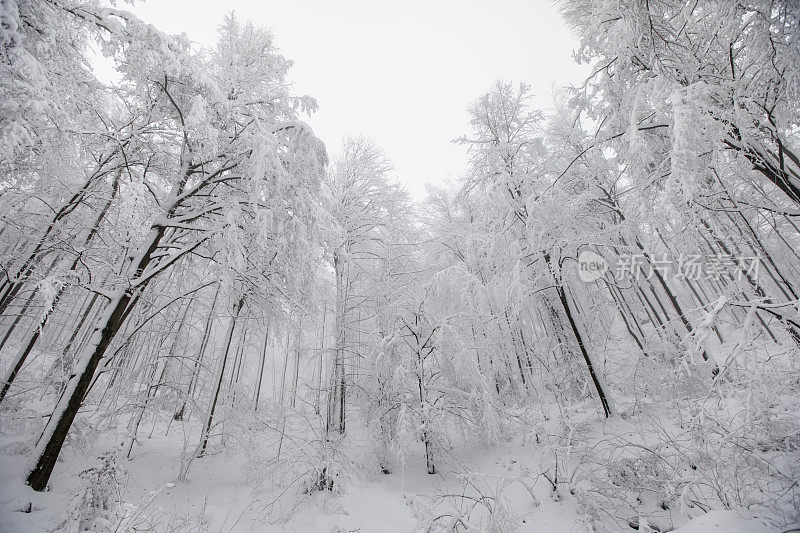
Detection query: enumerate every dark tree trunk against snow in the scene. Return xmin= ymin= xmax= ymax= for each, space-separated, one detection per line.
xmin=25 ymin=221 xmax=170 ymax=491
xmin=599 ymin=187 xmax=705 ymax=349
xmin=197 ymin=295 xmax=244 ymax=457
xmin=503 ymin=309 xmax=529 ymax=389
xmin=327 ymin=250 xmax=347 ymax=434
xmin=279 ymin=330 xmax=290 ymax=405
xmin=0 ymin=173 xmax=120 ymax=404
xmin=700 ymin=217 xmax=800 ymax=345
xmin=290 ymin=321 xmax=301 ymax=408
xmin=175 ymin=281 xmax=220 ymax=421
xmin=27 ymin=294 xmax=135 ymax=489
xmin=604 ymin=278 xmax=648 ymax=357
xmin=413 ymin=314 xmax=438 ymax=474
xmin=0 ymin=155 xmax=117 ymax=318
xmin=227 ymin=324 xmax=248 ymax=409
xmin=26 ymin=158 xmax=203 ymax=490
xmin=723 ymin=132 xmax=800 ymax=208
xmin=418 ymin=365 xmax=435 ymax=476
xmin=314 ymin=307 xmax=325 ymax=415
xmin=253 ymin=321 xmax=270 ymax=412
xmin=634 ymin=283 xmax=669 ymax=340
xmin=544 ymin=253 xmax=611 ymax=418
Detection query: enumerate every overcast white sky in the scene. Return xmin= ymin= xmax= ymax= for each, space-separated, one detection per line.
xmin=130 ymin=1 xmax=589 ymax=198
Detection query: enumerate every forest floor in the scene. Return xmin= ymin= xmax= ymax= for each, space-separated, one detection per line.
xmin=0 ymin=408 xmax=781 ymax=533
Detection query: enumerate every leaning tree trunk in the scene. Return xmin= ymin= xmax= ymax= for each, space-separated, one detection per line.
xmin=0 ymin=175 xmax=119 ymax=404
xmin=175 ymin=282 xmax=220 ymax=421
xmin=25 ymin=220 xmax=168 ymax=491
xmin=0 ymin=156 xmax=115 ymax=317
xmin=604 ymin=277 xmax=648 ymax=357
xmin=544 ymin=252 xmax=611 ymax=418
xmin=27 ymin=289 xmax=140 ymax=490
xmin=253 ymin=322 xmax=270 ymax=411
xmin=197 ymin=295 xmax=244 ymax=457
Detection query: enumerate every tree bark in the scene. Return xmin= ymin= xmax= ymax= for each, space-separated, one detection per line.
xmin=253 ymin=321 xmax=270 ymax=411
xmin=544 ymin=253 xmax=611 ymax=418
xmin=25 ymin=216 xmax=170 ymax=491
xmin=197 ymin=295 xmax=244 ymax=457
xmin=0 ymin=174 xmax=120 ymax=404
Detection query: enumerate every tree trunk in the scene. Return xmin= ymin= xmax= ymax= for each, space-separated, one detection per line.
xmin=604 ymin=278 xmax=647 ymax=356
xmin=25 ymin=213 xmax=170 ymax=491
xmin=197 ymin=296 xmax=244 ymax=457
xmin=27 ymin=288 xmax=138 ymax=490
xmin=327 ymin=251 xmax=347 ymax=434
xmin=175 ymin=281 xmax=220 ymax=422
xmin=253 ymin=321 xmax=270 ymax=411
xmin=0 ymin=159 xmax=114 ymax=317
xmin=544 ymin=253 xmax=611 ymax=418
xmin=290 ymin=321 xmax=301 ymax=408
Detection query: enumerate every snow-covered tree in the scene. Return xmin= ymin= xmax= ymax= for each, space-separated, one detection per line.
xmin=22 ymin=10 xmax=326 ymax=491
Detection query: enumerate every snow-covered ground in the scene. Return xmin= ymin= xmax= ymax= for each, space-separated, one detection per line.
xmin=0 ymin=412 xmax=783 ymax=532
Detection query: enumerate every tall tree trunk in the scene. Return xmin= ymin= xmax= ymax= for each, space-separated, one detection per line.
xmin=279 ymin=330 xmax=290 ymax=405
xmin=314 ymin=307 xmax=325 ymax=415
xmin=176 ymin=282 xmax=220 ymax=421
xmin=544 ymin=253 xmax=611 ymax=418
xmin=227 ymin=324 xmax=248 ymax=409
xmin=197 ymin=296 xmax=244 ymax=457
xmin=253 ymin=321 xmax=270 ymax=412
xmin=25 ymin=209 xmax=173 ymax=491
xmin=0 ymin=174 xmax=120 ymax=404
xmin=604 ymin=278 xmax=648 ymax=356
xmin=327 ymin=251 xmax=347 ymax=434
xmin=290 ymin=321 xmax=301 ymax=408
xmin=27 ymin=288 xmax=141 ymax=490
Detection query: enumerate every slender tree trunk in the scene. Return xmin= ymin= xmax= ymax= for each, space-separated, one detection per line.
xmin=0 ymin=159 xmax=115 ymax=317
xmin=314 ymin=307 xmax=325 ymax=415
xmin=253 ymin=321 xmax=269 ymax=412
xmin=544 ymin=253 xmax=611 ymax=418
xmin=503 ymin=310 xmax=529 ymax=388
xmin=25 ymin=204 xmax=175 ymax=490
xmin=327 ymin=251 xmax=347 ymax=434
xmin=227 ymin=324 xmax=248 ymax=409
xmin=197 ymin=296 xmax=244 ymax=457
xmin=176 ymin=282 xmax=220 ymax=421
xmin=279 ymin=330 xmax=290 ymax=405
xmin=126 ymin=357 xmax=168 ymax=459
xmin=604 ymin=279 xmax=647 ymax=356
xmin=290 ymin=321 xmax=301 ymax=408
